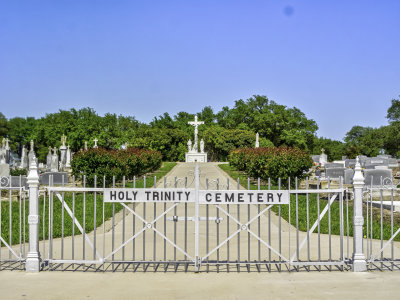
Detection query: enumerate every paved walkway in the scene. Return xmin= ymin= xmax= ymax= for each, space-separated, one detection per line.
xmin=1 ymin=162 xmax=400 ymax=298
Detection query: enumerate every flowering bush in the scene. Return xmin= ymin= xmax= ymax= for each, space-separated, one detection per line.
xmin=71 ymin=147 xmax=162 ymax=185
xmin=228 ymin=147 xmax=313 ymax=185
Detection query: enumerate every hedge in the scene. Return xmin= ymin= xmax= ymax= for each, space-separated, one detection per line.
xmin=71 ymin=147 xmax=162 ymax=186
xmin=228 ymin=147 xmax=313 ymax=185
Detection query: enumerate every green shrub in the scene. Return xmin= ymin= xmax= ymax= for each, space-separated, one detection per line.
xmin=71 ymin=147 xmax=162 ymax=186
xmin=10 ymin=169 xmax=27 ymax=176
xmin=228 ymin=146 xmax=313 ymax=185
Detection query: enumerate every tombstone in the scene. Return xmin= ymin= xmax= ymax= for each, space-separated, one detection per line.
xmin=4 ymin=138 xmax=10 ymax=164
xmin=84 ymin=141 xmax=88 ymax=151
xmin=93 ymin=138 xmax=98 ymax=149
xmin=364 ymin=169 xmax=393 ymax=186
xmin=0 ymin=161 xmax=10 ymax=177
xmin=0 ymin=176 xmax=28 ymax=188
xmin=377 ymin=154 xmax=391 ymax=159
xmin=59 ymin=134 xmax=68 ymax=170
xmin=255 ymin=132 xmax=259 ymax=148
xmin=20 ymin=146 xmax=28 ymax=169
xmin=40 ymin=172 xmax=69 ymax=185
xmin=325 ymin=167 xmax=346 ymax=179
xmin=342 ymin=156 xmax=348 ymax=160
xmin=51 ymin=148 xmax=59 ymax=172
xmin=344 ymin=169 xmax=354 ymax=184
xmin=345 ymin=159 xmax=356 ymax=168
xmin=325 ymin=163 xmax=344 ymax=169
xmin=375 ymin=165 xmax=389 ymax=170
xmin=311 ymin=155 xmax=320 ymax=164
xmin=46 ymin=146 xmax=52 ymax=172
xmin=389 ymin=158 xmax=399 ymax=168
xmin=319 ymin=149 xmax=328 ymax=166
xmin=66 ymin=145 xmax=72 ymax=168
xmin=28 ymin=140 xmax=35 ymax=166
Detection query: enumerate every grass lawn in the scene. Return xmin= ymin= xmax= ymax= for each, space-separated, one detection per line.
xmin=1 ymin=162 xmax=177 ymax=246
xmin=218 ymin=163 xmax=400 ymax=242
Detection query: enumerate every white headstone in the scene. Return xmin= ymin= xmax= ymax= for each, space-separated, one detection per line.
xmin=93 ymin=138 xmax=98 ymax=149
xmin=66 ymin=145 xmax=71 ymax=168
xmin=255 ymin=132 xmax=259 ymax=148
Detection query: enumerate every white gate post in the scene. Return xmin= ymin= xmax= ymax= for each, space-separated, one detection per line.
xmin=352 ymin=156 xmax=367 ymax=272
xmin=194 ymin=163 xmax=200 ymax=272
xmin=26 ymin=154 xmax=41 ymax=272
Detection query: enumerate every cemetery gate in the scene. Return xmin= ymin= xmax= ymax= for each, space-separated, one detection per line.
xmin=2 ymin=156 xmax=399 ymax=273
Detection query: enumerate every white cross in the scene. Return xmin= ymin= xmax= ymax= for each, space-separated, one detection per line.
xmin=188 ymin=116 xmax=204 ymax=153
xmin=93 ymin=138 xmax=98 ymax=148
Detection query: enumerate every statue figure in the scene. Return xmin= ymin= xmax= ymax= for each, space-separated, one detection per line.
xmin=200 ymin=139 xmax=204 ymax=153
xmin=187 ymin=139 xmax=192 ymax=152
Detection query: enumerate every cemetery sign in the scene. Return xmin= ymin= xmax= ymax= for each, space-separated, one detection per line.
xmin=104 ymin=188 xmax=290 ymax=204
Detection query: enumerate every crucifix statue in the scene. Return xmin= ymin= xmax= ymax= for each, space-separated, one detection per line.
xmin=30 ymin=140 xmax=34 ymax=152
xmin=188 ymin=116 xmax=204 ymax=153
xmin=93 ymin=138 xmax=98 ymax=148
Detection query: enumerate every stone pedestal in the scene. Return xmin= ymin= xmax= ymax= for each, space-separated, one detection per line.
xmin=185 ymin=152 xmax=207 ymax=163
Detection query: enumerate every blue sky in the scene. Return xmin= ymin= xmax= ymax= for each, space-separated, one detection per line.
xmin=0 ymin=0 xmax=399 ymax=141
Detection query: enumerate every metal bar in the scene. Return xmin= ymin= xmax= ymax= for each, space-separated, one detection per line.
xmin=339 ymin=177 xmax=344 ymax=268
xmin=391 ymin=183 xmax=394 ymax=270
xmin=94 ymin=175 xmax=97 ymax=261
xmin=154 ymin=175 xmax=157 ymax=268
xmin=257 ymin=178 xmax=260 ymax=265
xmin=72 ymin=176 xmax=75 ymax=264
xmin=380 ymin=178 xmax=383 ymax=268
xmin=290 ymin=193 xmax=339 ymax=262
xmin=237 ymin=177 xmax=240 ymax=269
xmin=306 ymin=177 xmax=310 ymax=262
xmin=83 ymin=176 xmax=86 ymax=261
xmin=227 ymin=177 xmax=230 ymax=272
xmin=247 ymin=178 xmax=250 ymax=268
xmin=102 ymin=176 xmax=106 ymax=271
xmin=133 ymin=176 xmax=136 ymax=263
xmin=122 ymin=176 xmax=125 ymax=263
xmin=112 ymin=176 xmax=115 ymax=267
xmin=268 ymin=177 xmax=271 ymax=262
xmin=163 ymin=177 xmax=166 ymax=265
xmin=295 ymin=178 xmax=299 ymax=262
xmin=143 ymin=176 xmax=146 ymax=266
xmin=194 ymin=164 xmax=200 ymax=272
xmin=278 ymin=178 xmax=282 ymax=270
xmin=328 ymin=178 xmax=332 ymax=269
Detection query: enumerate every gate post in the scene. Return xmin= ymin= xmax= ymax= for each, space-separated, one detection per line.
xmin=194 ymin=163 xmax=200 ymax=272
xmin=26 ymin=154 xmax=41 ymax=272
xmin=352 ymin=156 xmax=367 ymax=272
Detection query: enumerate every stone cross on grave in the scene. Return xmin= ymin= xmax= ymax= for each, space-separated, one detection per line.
xmin=188 ymin=116 xmax=204 ymax=153
xmin=93 ymin=138 xmax=98 ymax=148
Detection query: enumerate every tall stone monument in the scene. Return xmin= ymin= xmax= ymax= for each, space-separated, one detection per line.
xmin=46 ymin=146 xmax=52 ymax=172
xmin=66 ymin=145 xmax=71 ymax=169
xmin=51 ymin=148 xmax=59 ymax=172
xmin=185 ymin=116 xmax=207 ymax=162
xmin=20 ymin=146 xmax=29 ymax=169
xmin=255 ymin=132 xmax=259 ymax=148
xmin=59 ymin=134 xmax=67 ymax=171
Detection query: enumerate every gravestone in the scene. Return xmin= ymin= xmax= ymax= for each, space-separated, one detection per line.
xmin=93 ymin=138 xmax=98 ymax=149
xmin=325 ymin=163 xmax=344 ymax=169
xmin=40 ymin=172 xmax=69 ymax=185
xmin=255 ymin=132 xmax=259 ymax=148
xmin=84 ymin=141 xmax=88 ymax=151
xmin=389 ymin=158 xmax=399 ymax=168
xmin=377 ymin=154 xmax=391 ymax=159
xmin=375 ymin=165 xmax=389 ymax=170
xmin=344 ymin=169 xmax=354 ymax=184
xmin=4 ymin=138 xmax=10 ymax=164
xmin=319 ymin=149 xmax=328 ymax=166
xmin=325 ymin=167 xmax=346 ymax=179
xmin=345 ymin=159 xmax=356 ymax=168
xmin=0 ymin=162 xmax=10 ymax=177
xmin=28 ymin=140 xmax=35 ymax=166
xmin=59 ymin=134 xmax=67 ymax=170
xmin=46 ymin=146 xmax=52 ymax=172
xmin=66 ymin=145 xmax=71 ymax=168
xmin=20 ymin=146 xmax=28 ymax=169
xmin=0 ymin=176 xmax=28 ymax=188
xmin=364 ymin=169 xmax=392 ymax=186
xmin=51 ymin=148 xmax=59 ymax=172
xmin=311 ymin=155 xmax=320 ymax=164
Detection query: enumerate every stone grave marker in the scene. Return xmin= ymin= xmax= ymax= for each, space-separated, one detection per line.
xmin=325 ymin=167 xmax=346 ymax=179
xmin=40 ymin=172 xmax=69 ymax=185
xmin=364 ymin=169 xmax=392 ymax=186
xmin=344 ymin=169 xmax=354 ymax=184
xmin=325 ymin=163 xmax=344 ymax=169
